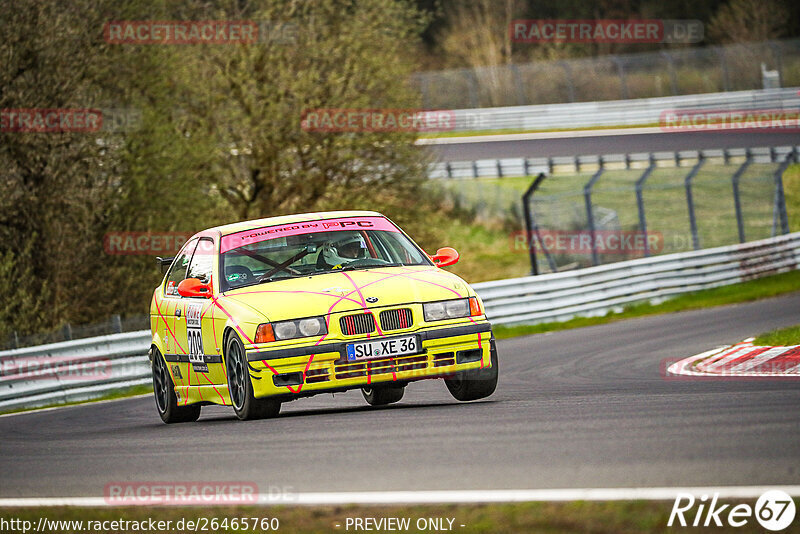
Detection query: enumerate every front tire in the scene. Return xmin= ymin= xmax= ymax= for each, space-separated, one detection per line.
xmin=225 ymin=333 xmax=281 ymax=421
xmin=362 ymin=384 xmax=405 ymax=406
xmin=445 ymin=343 xmax=498 ymax=402
xmin=152 ymin=347 xmax=201 ymax=424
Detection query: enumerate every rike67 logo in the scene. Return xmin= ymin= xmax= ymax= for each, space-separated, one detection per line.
xmin=669 ymin=490 xmax=796 ymax=530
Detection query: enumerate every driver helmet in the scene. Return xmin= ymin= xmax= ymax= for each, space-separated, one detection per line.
xmin=322 ymin=234 xmax=368 ymax=267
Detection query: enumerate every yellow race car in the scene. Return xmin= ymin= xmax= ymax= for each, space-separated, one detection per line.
xmin=149 ymin=211 xmax=497 ymax=422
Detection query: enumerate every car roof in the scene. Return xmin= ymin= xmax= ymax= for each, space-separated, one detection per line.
xmin=204 ymin=210 xmax=385 ymax=237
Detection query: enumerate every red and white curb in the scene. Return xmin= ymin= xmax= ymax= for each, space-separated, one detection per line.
xmin=668 ymin=338 xmax=800 ymax=378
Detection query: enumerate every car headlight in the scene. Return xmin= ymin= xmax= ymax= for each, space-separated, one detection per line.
xmin=255 ymin=316 xmax=328 ymax=343
xmin=423 ymin=297 xmax=481 ymax=321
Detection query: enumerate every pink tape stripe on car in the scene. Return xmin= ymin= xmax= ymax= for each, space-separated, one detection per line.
xmin=220 ymin=216 xmax=399 ymax=253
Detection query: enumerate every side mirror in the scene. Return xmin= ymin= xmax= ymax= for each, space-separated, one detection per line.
xmin=177 ymin=278 xmax=212 ymax=298
xmin=430 ymin=247 xmax=459 ymax=267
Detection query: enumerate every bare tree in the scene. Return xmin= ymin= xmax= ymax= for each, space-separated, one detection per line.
xmin=709 ymin=0 xmax=789 ymax=43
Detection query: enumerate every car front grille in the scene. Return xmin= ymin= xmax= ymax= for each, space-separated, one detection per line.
xmin=334 ymin=354 xmax=428 ymax=380
xmin=339 ymin=313 xmax=376 ymax=336
xmin=378 ymin=308 xmax=413 ymax=331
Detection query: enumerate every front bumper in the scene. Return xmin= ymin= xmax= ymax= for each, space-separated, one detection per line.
xmin=246 ymin=322 xmax=494 ymax=399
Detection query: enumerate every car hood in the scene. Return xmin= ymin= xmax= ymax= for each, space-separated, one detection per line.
xmin=220 ymin=265 xmax=473 ymax=323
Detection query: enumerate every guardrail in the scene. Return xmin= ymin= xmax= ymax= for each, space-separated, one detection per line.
xmin=1 ymin=232 xmax=798 ymax=410
xmin=436 ymin=86 xmax=800 ymax=132
xmin=0 ymin=331 xmax=152 ymax=412
xmin=472 ymin=231 xmax=800 ymax=325
xmin=427 ymin=146 xmax=800 ymax=180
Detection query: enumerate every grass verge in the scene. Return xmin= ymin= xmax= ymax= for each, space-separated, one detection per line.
xmin=753 ymin=324 xmax=800 ymax=346
xmin=417 ymin=122 xmax=661 ymax=139
xmin=0 ymin=501 xmax=765 ymax=533
xmin=493 ymin=270 xmax=800 ymax=340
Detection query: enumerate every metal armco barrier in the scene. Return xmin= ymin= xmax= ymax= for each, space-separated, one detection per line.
xmin=428 ymin=145 xmax=800 ymax=180
xmin=472 ymin=232 xmax=800 ymax=325
xmin=0 ymin=331 xmax=152 ymax=412
xmin=434 ymin=86 xmax=800 ymax=131
xmin=2 ymin=232 xmax=799 ymax=409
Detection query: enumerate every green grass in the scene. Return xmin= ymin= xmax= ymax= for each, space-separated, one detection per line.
xmin=0 ymin=384 xmax=153 ymax=416
xmin=754 ymin=324 xmax=800 ymax=346
xmin=417 ymin=122 xmax=661 ymax=139
xmin=493 ymin=270 xmax=800 ymax=339
xmin=0 ymin=500 xmax=766 ymax=533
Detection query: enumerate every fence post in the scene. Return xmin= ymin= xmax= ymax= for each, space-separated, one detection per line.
xmin=510 ymin=64 xmax=527 ymax=105
xmin=522 ymin=173 xmax=546 ymax=275
xmin=772 ymin=151 xmax=794 ymax=236
xmin=612 ymin=56 xmax=629 ymax=99
xmin=660 ymin=51 xmax=679 ymax=95
xmin=465 ymin=69 xmax=480 ymax=108
xmin=635 ymin=153 xmax=657 ymax=257
xmin=63 ymin=323 xmax=73 ymax=341
xmin=417 ymin=73 xmax=430 ymax=109
xmin=112 ymin=314 xmax=123 ymax=334
xmin=559 ymin=61 xmax=576 ymax=102
xmin=584 ymin=157 xmax=606 ymax=266
xmin=731 ymin=149 xmax=752 ymax=243
xmin=684 ymin=153 xmax=706 ymax=250
xmin=716 ymin=48 xmax=730 ymax=92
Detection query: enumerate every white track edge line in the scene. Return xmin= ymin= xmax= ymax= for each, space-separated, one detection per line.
xmin=3 ymin=486 xmax=800 ymax=507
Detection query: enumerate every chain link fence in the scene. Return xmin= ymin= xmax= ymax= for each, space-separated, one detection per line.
xmin=3 ymin=315 xmax=149 ymax=351
xmin=527 ymin=148 xmax=794 ymax=273
xmin=414 ymin=39 xmax=800 ymax=109
xmin=428 ymin=146 xmax=796 ymax=275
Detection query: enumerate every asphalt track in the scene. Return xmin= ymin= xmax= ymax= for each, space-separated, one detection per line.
xmin=2 ymin=294 xmax=799 ymax=498
xmin=429 ymin=130 xmax=800 ymax=161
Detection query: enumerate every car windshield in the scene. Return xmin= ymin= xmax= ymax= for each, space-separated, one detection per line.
xmin=220 ymin=218 xmax=431 ymax=291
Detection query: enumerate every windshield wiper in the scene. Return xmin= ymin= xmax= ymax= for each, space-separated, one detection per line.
xmin=339 ymin=262 xmax=404 ymax=271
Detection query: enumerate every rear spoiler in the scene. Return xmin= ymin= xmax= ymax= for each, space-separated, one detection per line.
xmin=156 ymin=256 xmax=174 ymax=273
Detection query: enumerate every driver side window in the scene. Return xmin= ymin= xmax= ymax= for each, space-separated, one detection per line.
xmin=164 ymin=239 xmax=198 ymax=297
xmin=187 ymin=238 xmax=214 ymax=284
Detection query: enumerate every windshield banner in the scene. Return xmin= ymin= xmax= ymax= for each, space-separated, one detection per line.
xmin=220 ymin=216 xmax=399 ymax=253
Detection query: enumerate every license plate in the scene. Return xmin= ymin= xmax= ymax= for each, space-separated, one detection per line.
xmin=346 ymin=335 xmax=419 ymax=361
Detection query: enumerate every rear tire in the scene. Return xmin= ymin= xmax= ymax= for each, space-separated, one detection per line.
xmin=225 ymin=333 xmax=281 ymax=421
xmin=151 ymin=347 xmax=201 ymax=424
xmin=362 ymin=384 xmax=405 ymax=406
xmin=445 ymin=344 xmax=498 ymax=402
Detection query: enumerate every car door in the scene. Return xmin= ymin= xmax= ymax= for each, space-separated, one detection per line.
xmin=182 ymin=237 xmax=227 ymax=386
xmin=161 ymin=238 xmax=199 ymax=388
